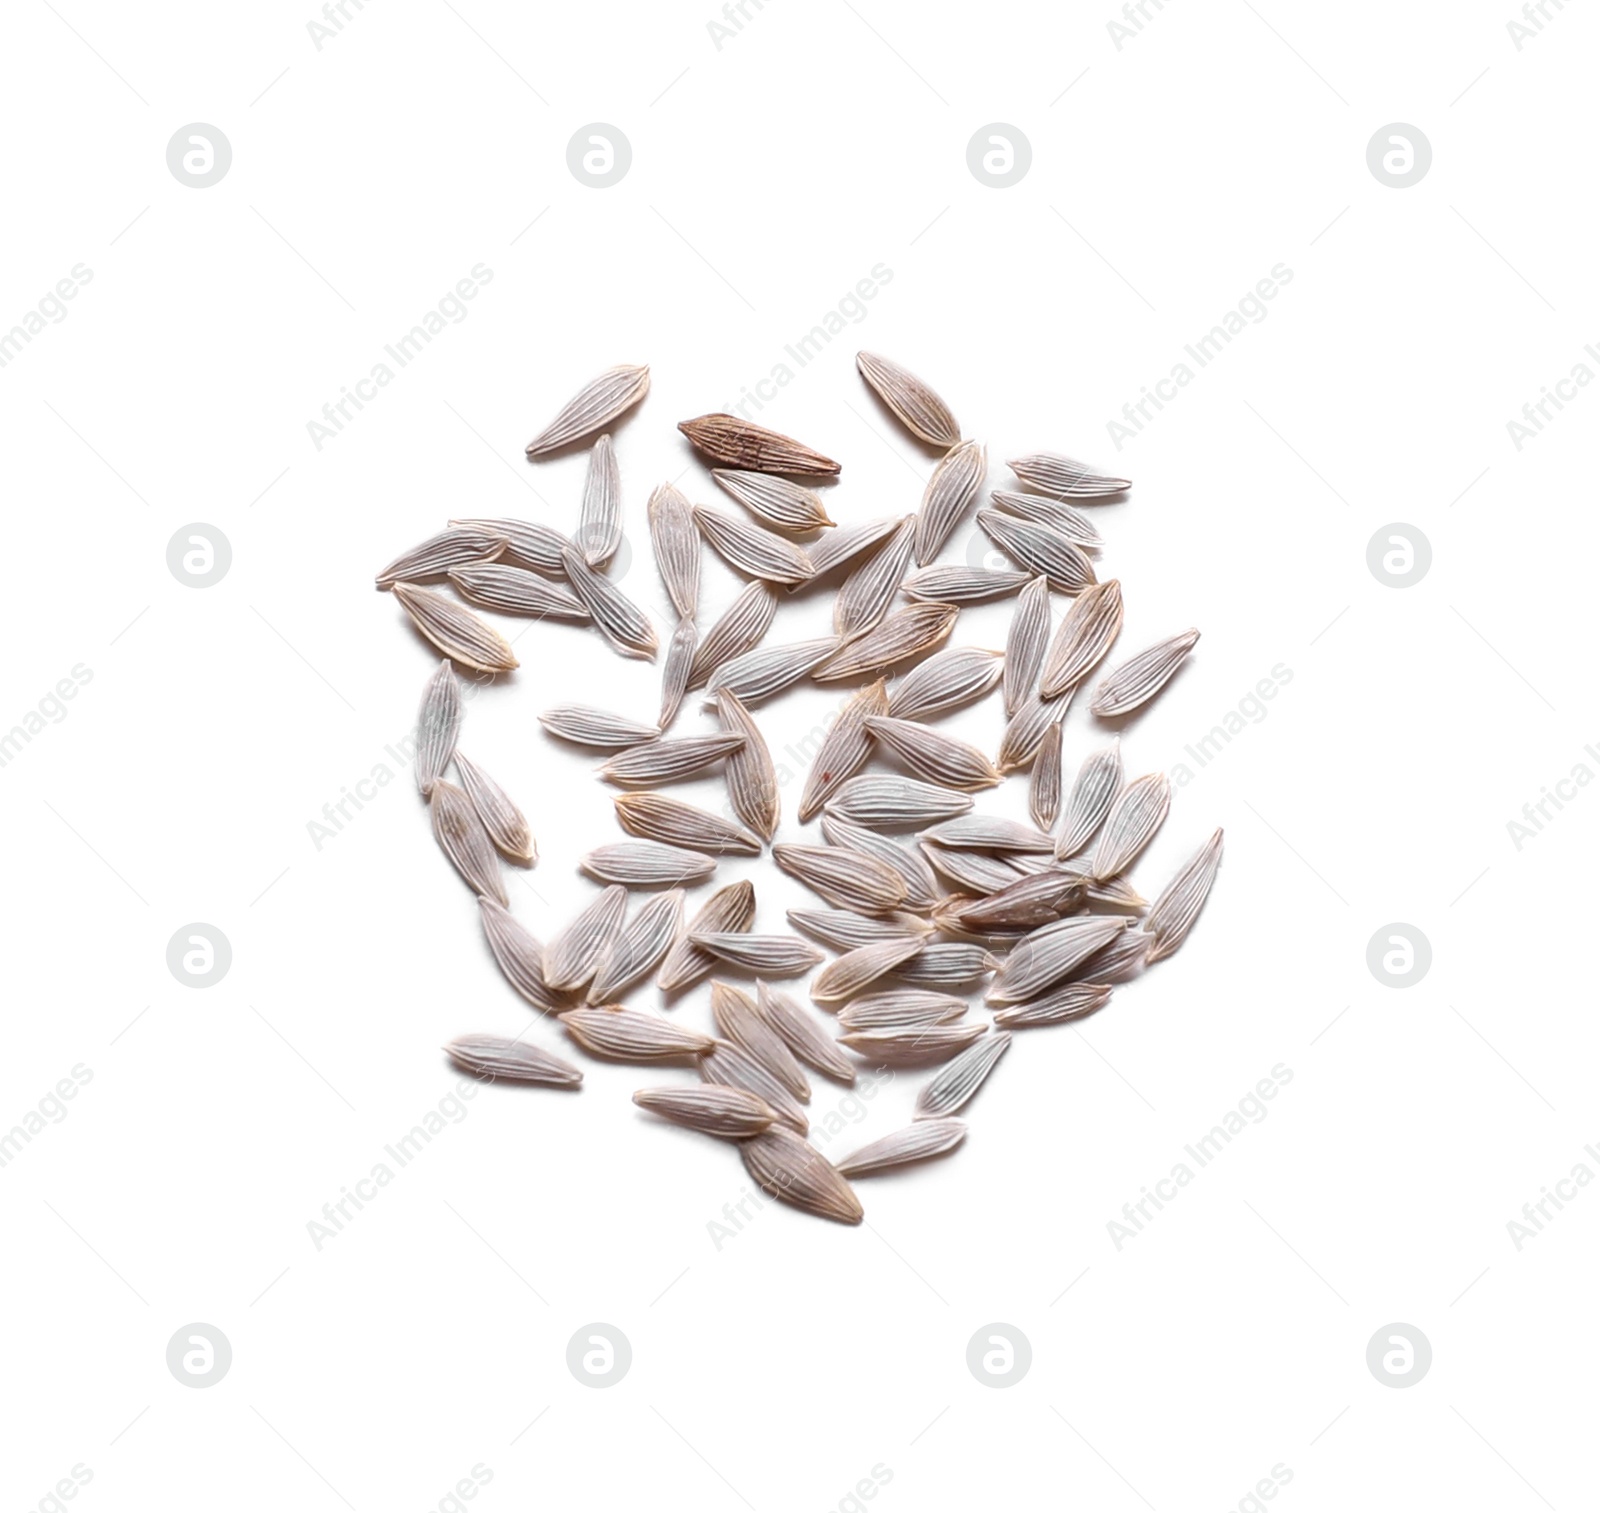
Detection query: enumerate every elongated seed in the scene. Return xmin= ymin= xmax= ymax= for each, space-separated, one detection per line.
xmin=1090 ymin=773 xmax=1171 ymax=880
xmin=865 ymin=715 xmax=1001 ymax=791
xmin=739 ymin=1128 xmax=861 ymax=1223
xmin=560 ymin=546 xmax=658 ymax=660
xmin=394 ymin=583 xmax=518 ymax=673
xmin=1145 ymin=828 xmax=1224 ymax=963
xmin=448 ymin=563 xmax=591 ymax=621
xmin=614 ymin=792 xmax=761 ymax=856
xmin=1004 ymin=575 xmax=1052 ymax=717
xmin=716 ymin=688 xmax=779 ymax=841
xmin=978 ymin=509 xmax=1096 ymax=593
xmin=942 ymin=871 xmax=1084 ymax=934
xmin=1030 ymin=722 xmax=1063 ymax=831
xmin=377 ymin=528 xmax=505 ymax=587
xmin=688 ymin=581 xmax=778 ymax=688
xmin=810 ymin=936 xmax=928 ymax=1005
xmin=856 ymin=352 xmax=961 ymax=447
xmin=578 ymin=434 xmax=622 ymax=565
xmin=693 ymin=505 xmax=815 ymax=585
xmin=986 ymin=915 xmax=1127 ymax=1004
xmin=1074 ymin=924 xmax=1150 ymax=984
xmin=699 ymin=1040 xmax=809 ymax=1133
xmin=678 ymin=414 xmax=841 ymax=476
xmin=798 ymin=679 xmax=888 ymax=822
xmin=836 ymin=1118 xmax=966 ymax=1177
xmin=997 ymin=687 xmax=1073 ymax=772
xmin=659 ymin=617 xmax=697 ymax=728
xmin=993 ymin=981 xmax=1113 ymax=1028
xmin=924 ymin=816 xmax=1054 ymax=852
xmin=478 ymin=897 xmax=562 ymax=1012
xmin=601 ymin=733 xmax=746 ymax=785
xmin=560 ymin=1006 xmax=714 ymax=1061
xmin=657 ymin=880 xmax=756 ymax=994
xmin=545 ymin=885 xmax=629 ymax=992
xmin=922 ymin=843 xmax=1034 ymax=896
xmin=588 ymin=890 xmax=686 ymax=1002
xmin=1039 ymin=580 xmax=1124 ymax=698
xmin=903 ymin=566 xmax=1031 ymax=604
xmin=820 ymin=813 xmax=940 ymax=911
xmin=755 ymin=981 xmax=857 ymax=1084
xmin=988 ymin=490 xmax=1103 ymax=547
xmin=785 ymin=908 xmax=934 ymax=950
xmin=833 ymin=516 xmax=917 ymax=638
xmin=455 ymin=751 xmax=535 ymax=864
xmin=891 ymin=942 xmax=998 ymax=989
xmin=1055 ymin=740 xmax=1122 ymax=859
xmin=815 ymin=602 xmax=957 ymax=681
xmin=582 ymin=841 xmax=717 ymax=888
xmin=837 ymin=990 xmax=967 ymax=1029
xmin=773 ymin=842 xmax=908 ymax=913
xmin=416 ymin=660 xmax=461 ymax=797
xmin=452 ymin=517 xmax=571 ymax=575
xmin=822 ymin=774 xmax=973 ymax=829
xmin=429 ymin=780 xmax=506 ymax=903
xmin=691 ymin=932 xmax=823 ymax=977
xmin=711 ymin=469 xmax=834 ymax=532
xmin=648 ymin=483 xmax=700 ymax=618
xmin=527 ymin=364 xmax=649 ymax=456
xmin=710 ymin=981 xmax=810 ymax=1097
xmin=539 ymin=705 xmax=661 ymax=748
xmin=841 ymin=1023 xmax=988 ymax=1065
xmin=1091 ymin=629 xmax=1200 ymax=717
xmin=447 ymin=1034 xmax=583 ymax=1087
xmin=805 ymin=514 xmax=906 ymax=580
xmin=915 ymin=1033 xmax=1011 ymax=1118
xmin=705 ymin=637 xmax=838 ymax=705
xmin=915 ymin=440 xmax=986 ymax=565
xmin=632 ymin=1084 xmax=775 ymax=1138
xmin=1006 ymin=452 xmax=1130 ymax=498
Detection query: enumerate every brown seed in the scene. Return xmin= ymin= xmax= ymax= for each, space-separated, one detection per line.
xmin=678 ymin=413 xmax=841 ymax=476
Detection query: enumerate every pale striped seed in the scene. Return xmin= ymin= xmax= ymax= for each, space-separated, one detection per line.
xmin=526 ymin=364 xmax=649 ymax=456
xmin=1073 ymin=923 xmax=1150 ymax=985
xmin=545 ymin=885 xmax=629 ymax=992
xmin=916 ymin=1034 xmax=1011 ymax=1119
xmin=1004 ymin=575 xmax=1052 ymax=717
xmin=856 ymin=351 xmax=961 ymax=447
xmin=1091 ymin=629 xmax=1200 ymax=717
xmin=1039 ymin=580 xmax=1124 ymax=698
xmin=539 ymin=705 xmax=661 ymax=748
xmin=454 ymin=751 xmax=535 ymax=864
xmin=693 ymin=505 xmax=815 ymax=585
xmin=820 ymin=813 xmax=940 ymax=911
xmin=416 ymin=660 xmax=461 ymax=797
xmin=658 ymin=880 xmax=756 ymax=994
xmin=588 ymin=890 xmax=686 ymax=1003
xmin=1056 ymin=861 xmax=1146 ymax=911
xmin=648 ymin=482 xmax=701 ymax=618
xmin=985 ymin=915 xmax=1127 ymax=1004
xmin=710 ymin=981 xmax=810 ymax=1097
xmin=755 ymin=981 xmax=857 ymax=1084
xmin=739 ymin=1128 xmax=861 ymax=1224
xmin=1030 ymin=722 xmax=1063 ymax=831
xmin=690 ymin=932 xmax=823 ymax=977
xmin=915 ymin=440 xmax=986 ymax=566
xmin=1006 ymin=452 xmax=1130 ymax=499
xmin=833 ymin=516 xmax=917 ymax=638
xmin=773 ymin=841 xmax=908 ymax=913
xmin=993 ymin=981 xmax=1113 ymax=1028
xmin=1055 ymin=739 xmax=1121 ymax=859
xmin=429 ymin=780 xmax=506 ymax=903
xmin=560 ymin=546 xmax=658 ymax=660
xmin=798 ymin=679 xmax=888 ymax=823
xmin=579 ymin=434 xmax=623 ymax=565
xmin=678 ymin=413 xmax=841 ymax=476
xmin=836 ymin=1119 xmax=967 ymax=1178
xmin=601 ymin=733 xmax=746 ymax=785
xmin=924 ymin=815 xmax=1054 ymax=853
xmin=446 ymin=1034 xmax=583 ymax=1087
xmin=659 ymin=617 xmax=697 ymax=728
xmin=560 ymin=1005 xmax=714 ymax=1061
xmin=823 ymin=774 xmax=973 ymax=829
xmin=889 ymin=646 xmax=998 ymax=722
xmin=816 ymin=602 xmax=958 ymax=681
xmin=921 ymin=843 xmax=1030 ymax=897
xmin=840 ymin=1023 xmax=987 ymax=1065
xmin=865 ymin=715 xmax=1000 ymax=791
xmin=988 ymin=489 xmax=1103 ymax=548
xmin=997 ymin=686 xmax=1073 ymax=773
xmin=448 ymin=563 xmax=591 ymax=621
xmin=786 ymin=908 xmax=934 ymax=951
xmin=891 ymin=942 xmax=998 ymax=989
xmin=810 ymin=936 xmax=928 ymax=1006
xmin=837 ymin=990 xmax=966 ymax=1029
xmin=711 ymin=469 xmax=834 ymax=532
xmin=377 ymin=528 xmax=505 ymax=588
xmin=1145 ymin=828 xmax=1224 ymax=964
xmin=978 ymin=509 xmax=1096 ymax=593
xmin=715 ymin=688 xmax=779 ymax=841
xmin=699 ymin=1040 xmax=809 ymax=1133
xmin=478 ymin=897 xmax=562 ymax=1012
xmin=614 ymin=792 xmax=761 ymax=856
xmin=941 ymin=871 xmax=1084 ymax=934
xmin=582 ymin=841 xmax=716 ymax=888
xmin=1090 ymin=772 xmax=1171 ymax=881
xmin=804 ymin=514 xmax=906 ymax=580
xmin=705 ymin=637 xmax=838 ymax=705
xmin=632 ymin=1084 xmax=775 ymax=1138
xmin=451 ymin=517 xmax=571 ymax=575
xmin=903 ymin=566 xmax=1031 ymax=604
xmin=393 ymin=583 xmax=519 ymax=673
xmin=688 ymin=580 xmax=778 ymax=688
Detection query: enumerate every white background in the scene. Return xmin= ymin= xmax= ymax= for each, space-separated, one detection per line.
xmin=2 ymin=1 xmax=1597 ymax=1509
